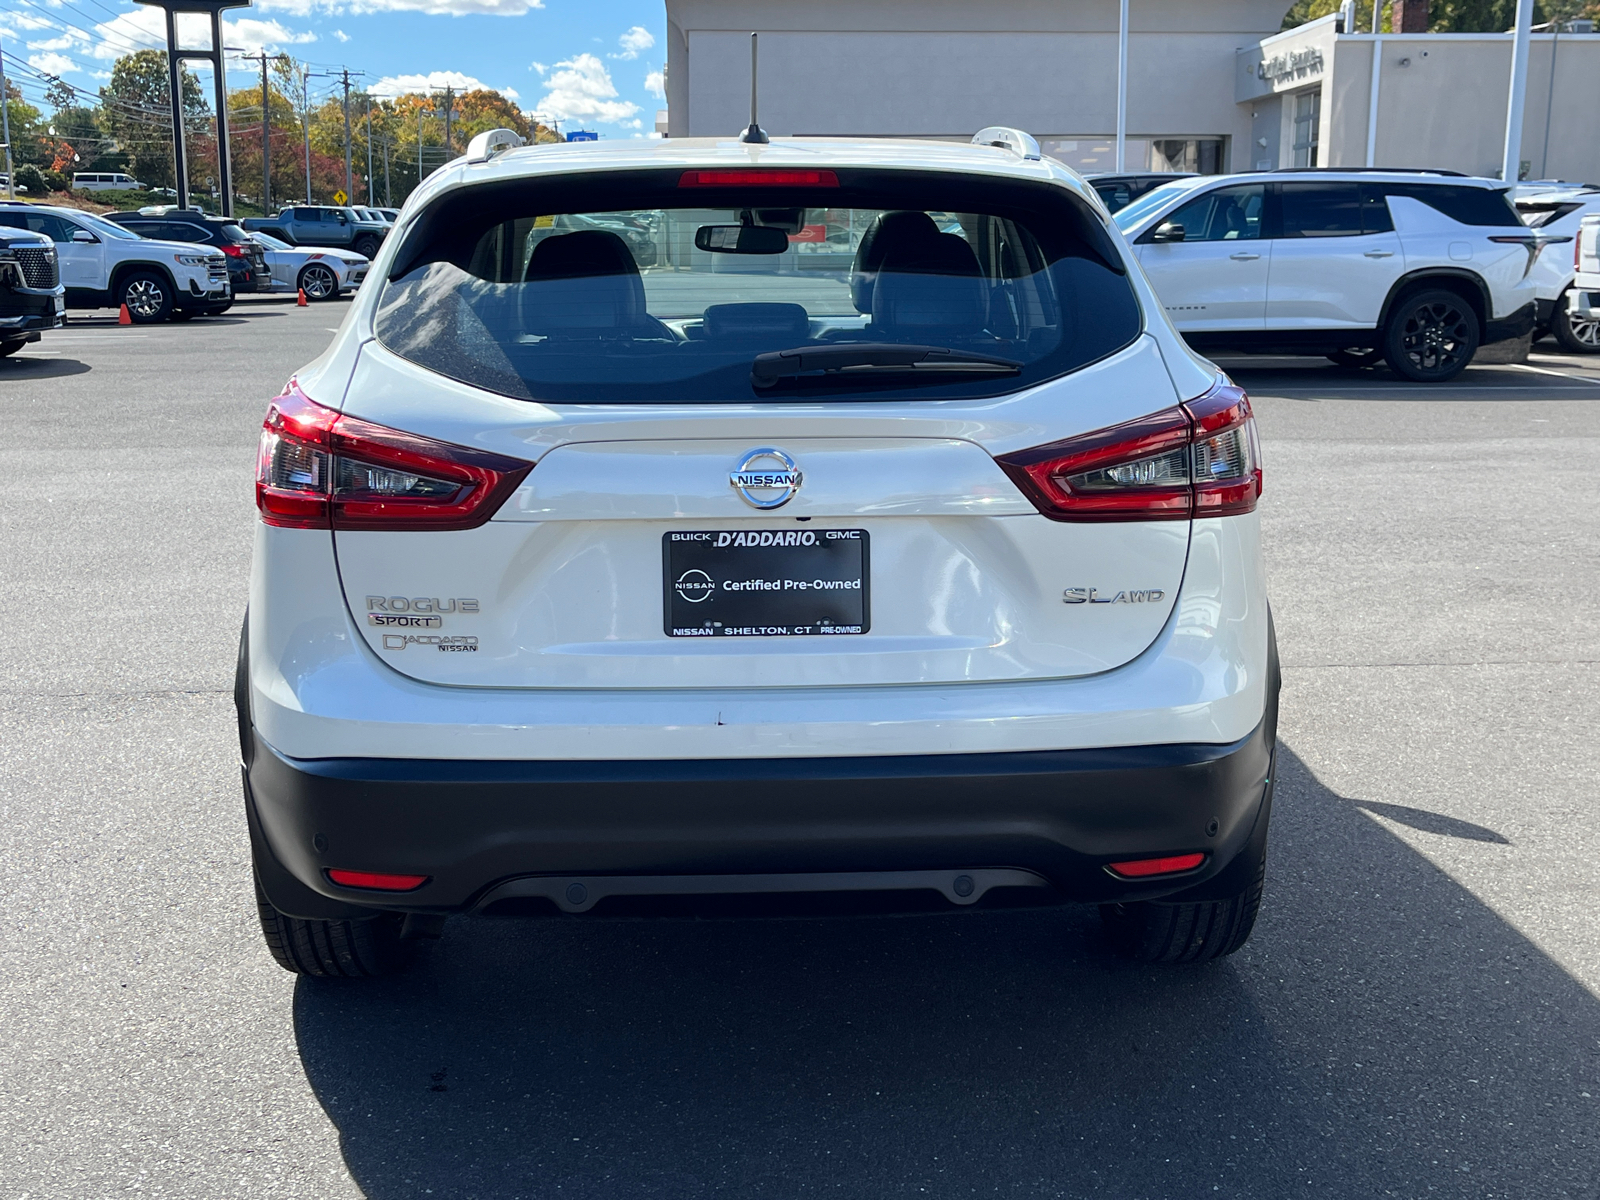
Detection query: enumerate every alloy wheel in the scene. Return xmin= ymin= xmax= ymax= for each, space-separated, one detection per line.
xmin=300 ymin=264 xmax=338 ymax=300
xmin=125 ymin=278 xmax=166 ymax=318
xmin=1568 ymin=312 xmax=1600 ymax=350
xmin=1398 ymin=298 xmax=1472 ymax=374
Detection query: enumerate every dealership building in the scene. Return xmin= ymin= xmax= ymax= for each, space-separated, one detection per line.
xmin=662 ymin=0 xmax=1600 ymax=182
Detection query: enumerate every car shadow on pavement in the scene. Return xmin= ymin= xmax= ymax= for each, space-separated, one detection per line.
xmin=0 ymin=356 xmax=90 ymax=381
xmin=292 ymin=745 xmax=1600 ymax=1198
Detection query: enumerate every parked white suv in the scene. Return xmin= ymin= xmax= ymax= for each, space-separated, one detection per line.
xmin=1113 ymin=170 xmax=1541 ymax=381
xmin=0 ymin=202 xmax=229 ymax=322
xmin=1516 ymin=184 xmax=1600 ymax=353
xmin=1572 ymin=213 xmax=1600 ymax=333
xmin=240 ymin=128 xmax=1278 ymax=977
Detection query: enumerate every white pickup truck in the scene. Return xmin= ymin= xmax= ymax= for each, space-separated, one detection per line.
xmin=1571 ymin=213 xmax=1600 ymax=343
xmin=0 ymin=201 xmax=230 ymax=323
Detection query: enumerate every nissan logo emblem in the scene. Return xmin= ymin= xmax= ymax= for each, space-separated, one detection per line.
xmin=729 ymin=447 xmax=802 ymax=510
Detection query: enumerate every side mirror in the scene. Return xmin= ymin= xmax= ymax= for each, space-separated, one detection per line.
xmin=694 ymin=225 xmax=790 ymax=255
xmin=1150 ymin=222 xmax=1186 ymax=244
xmin=71 ymin=229 xmax=98 ymax=244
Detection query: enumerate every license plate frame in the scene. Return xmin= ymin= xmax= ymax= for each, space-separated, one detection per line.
xmin=663 ymin=529 xmax=870 ymax=637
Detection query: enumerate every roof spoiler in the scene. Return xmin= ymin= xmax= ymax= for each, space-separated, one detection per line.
xmin=971 ymin=127 xmax=1042 ymax=161
xmin=465 ymin=128 xmax=526 ymax=165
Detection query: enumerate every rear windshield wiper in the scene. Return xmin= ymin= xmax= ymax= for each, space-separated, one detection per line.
xmin=751 ymin=343 xmax=1023 ymax=390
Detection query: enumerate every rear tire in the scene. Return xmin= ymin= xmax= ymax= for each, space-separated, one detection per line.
xmin=0 ymin=340 xmax=25 ymax=357
xmin=1099 ymin=846 xmax=1266 ymax=963
xmin=352 ymin=235 xmax=380 ymax=259
xmin=254 ymin=874 xmax=414 ymax=977
xmin=1551 ymin=292 xmax=1600 ymax=354
xmin=1381 ymin=288 xmax=1479 ymax=382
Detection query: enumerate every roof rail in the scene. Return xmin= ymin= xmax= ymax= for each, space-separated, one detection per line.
xmin=466 ymin=128 xmax=526 ymax=165
xmin=1269 ymin=166 xmax=1467 ymax=176
xmin=971 ymin=127 xmax=1042 ymax=161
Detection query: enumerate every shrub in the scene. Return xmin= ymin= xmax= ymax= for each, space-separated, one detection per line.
xmin=13 ymin=164 xmax=49 ymax=195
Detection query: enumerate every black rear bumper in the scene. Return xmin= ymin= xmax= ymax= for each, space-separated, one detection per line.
xmin=244 ymin=715 xmax=1277 ymax=920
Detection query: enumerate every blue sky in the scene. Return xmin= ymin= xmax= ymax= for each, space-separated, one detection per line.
xmin=0 ymin=0 xmax=669 ymax=137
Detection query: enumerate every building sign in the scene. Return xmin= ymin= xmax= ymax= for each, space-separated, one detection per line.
xmin=1257 ymin=46 xmax=1324 ymax=84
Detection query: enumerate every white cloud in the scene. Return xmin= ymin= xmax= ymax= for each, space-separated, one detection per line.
xmin=644 ymin=69 xmax=664 ymax=99
xmin=611 ymin=25 xmax=653 ymax=60
xmin=28 ymin=34 xmax=81 ymax=52
xmin=29 ymin=51 xmax=78 ymax=76
xmin=333 ymin=28 xmax=350 ymax=41
xmin=82 ymin=9 xmax=315 ymax=60
xmin=257 ymin=0 xmax=543 ymax=15
xmin=530 ymin=53 xmax=638 ymax=127
xmin=530 ymin=61 xmax=547 ymax=75
xmin=370 ymin=70 xmax=518 ymax=100
xmin=0 ymin=12 xmax=59 ymax=34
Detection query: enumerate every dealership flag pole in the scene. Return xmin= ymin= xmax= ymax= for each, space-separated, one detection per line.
xmin=1502 ymin=0 xmax=1534 ymax=183
xmin=1115 ymin=0 xmax=1128 ymax=172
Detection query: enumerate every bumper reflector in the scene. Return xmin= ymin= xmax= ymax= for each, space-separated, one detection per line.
xmin=327 ymin=869 xmax=431 ymax=892
xmin=1105 ymin=852 xmax=1206 ymax=879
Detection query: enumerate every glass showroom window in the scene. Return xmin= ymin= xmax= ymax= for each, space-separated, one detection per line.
xmin=1148 ymin=139 xmax=1224 ymax=174
xmin=1292 ymin=90 xmax=1322 ymax=168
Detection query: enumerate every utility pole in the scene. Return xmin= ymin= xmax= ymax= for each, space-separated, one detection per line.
xmin=0 ymin=30 xmax=13 ymax=200
xmin=253 ymin=51 xmax=270 ymax=212
xmin=419 ymin=103 xmax=435 ymax=187
xmin=364 ymin=96 xmax=374 ymax=204
xmin=301 ymin=66 xmax=312 ymax=202
xmin=382 ymin=135 xmax=391 ymax=206
xmin=340 ymin=67 xmax=353 ymax=201
xmin=442 ymin=85 xmax=454 ymax=154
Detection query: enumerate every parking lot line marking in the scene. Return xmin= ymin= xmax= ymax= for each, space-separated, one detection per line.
xmin=1507 ymin=362 xmax=1600 ymax=384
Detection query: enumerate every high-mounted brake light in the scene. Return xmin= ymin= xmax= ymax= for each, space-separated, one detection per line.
xmin=996 ymin=378 xmax=1261 ymax=522
xmin=327 ymin=869 xmax=430 ymax=892
xmin=1106 ymin=853 xmax=1206 ymax=879
xmin=256 ymin=382 xmax=533 ymax=531
xmin=678 ymin=169 xmax=839 ymax=188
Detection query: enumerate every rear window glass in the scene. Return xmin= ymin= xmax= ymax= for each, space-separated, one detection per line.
xmin=1384 ymin=184 xmax=1519 ymax=227
xmin=374 ymin=169 xmax=1140 ymax=404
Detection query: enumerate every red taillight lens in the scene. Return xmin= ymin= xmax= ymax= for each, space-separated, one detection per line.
xmin=219 ymin=243 xmax=245 ymax=257
xmin=996 ymin=379 xmax=1261 ymax=522
xmin=327 ymin=869 xmax=430 ymax=891
xmin=1106 ymin=852 xmax=1206 ymax=879
xmin=678 ymin=169 xmax=839 ymax=188
xmin=256 ymin=382 xmax=533 ymax=531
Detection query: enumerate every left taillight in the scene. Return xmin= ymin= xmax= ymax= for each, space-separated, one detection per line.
xmin=256 ymin=382 xmax=533 ymax=531
xmin=996 ymin=378 xmax=1262 ymax=522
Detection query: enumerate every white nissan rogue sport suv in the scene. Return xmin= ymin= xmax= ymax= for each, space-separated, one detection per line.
xmin=239 ymin=128 xmax=1279 ymax=976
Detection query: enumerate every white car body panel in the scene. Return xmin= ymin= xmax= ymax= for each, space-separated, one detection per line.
xmin=1136 ymin=240 xmax=1269 ymax=330
xmin=1264 ymin=228 xmax=1405 ymax=328
xmin=1383 ymin=196 xmax=1534 ymax=319
xmin=250 ymin=515 xmax=1265 ymax=761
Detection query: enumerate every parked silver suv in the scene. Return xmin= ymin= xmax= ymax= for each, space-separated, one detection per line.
xmin=1112 ymin=169 xmax=1542 ymax=381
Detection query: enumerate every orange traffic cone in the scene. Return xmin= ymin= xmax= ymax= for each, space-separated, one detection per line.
xmin=297 ymin=288 xmax=308 ymax=307
xmin=117 ymin=303 xmax=132 ymax=326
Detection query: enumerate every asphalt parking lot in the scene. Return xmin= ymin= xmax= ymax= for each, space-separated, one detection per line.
xmin=3 ymin=297 xmax=1598 ymax=1198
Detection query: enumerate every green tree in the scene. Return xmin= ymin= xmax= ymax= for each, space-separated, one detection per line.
xmin=2 ymin=82 xmax=44 ymax=168
xmin=99 ymin=49 xmax=209 ymax=189
xmin=1283 ymin=0 xmax=1600 ymax=28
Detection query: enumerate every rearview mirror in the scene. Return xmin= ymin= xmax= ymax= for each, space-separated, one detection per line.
xmin=71 ymin=229 xmax=98 ymax=244
xmin=1150 ymin=221 xmax=1186 ymax=244
xmin=695 ymin=225 xmax=790 ymax=255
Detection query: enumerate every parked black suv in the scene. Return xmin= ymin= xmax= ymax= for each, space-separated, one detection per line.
xmin=107 ymin=209 xmax=271 ymax=297
xmin=0 ymin=226 xmax=65 ymax=356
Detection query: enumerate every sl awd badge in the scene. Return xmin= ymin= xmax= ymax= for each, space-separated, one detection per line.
xmin=730 ymin=447 xmax=802 ymax=510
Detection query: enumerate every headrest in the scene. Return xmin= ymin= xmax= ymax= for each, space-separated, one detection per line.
xmin=870 ymin=232 xmax=987 ymax=334
xmin=702 ymin=302 xmax=809 ymax=342
xmin=849 ymin=211 xmax=941 ymax=314
xmin=522 ymin=229 xmax=646 ymax=333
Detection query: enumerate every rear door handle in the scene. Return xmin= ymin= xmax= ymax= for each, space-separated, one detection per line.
xmin=1363 ymin=249 xmax=1395 ymax=258
xmin=1228 ymin=252 xmax=1261 ymax=261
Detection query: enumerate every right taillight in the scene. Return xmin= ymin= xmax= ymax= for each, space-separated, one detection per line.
xmin=256 ymin=381 xmax=533 ymax=530
xmin=996 ymin=378 xmax=1261 ymax=522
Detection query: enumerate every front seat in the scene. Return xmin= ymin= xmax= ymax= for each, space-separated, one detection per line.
xmin=520 ymin=229 xmax=668 ymax=338
xmin=869 ymin=229 xmax=989 ymax=338
xmin=848 ymin=211 xmax=942 ymax=315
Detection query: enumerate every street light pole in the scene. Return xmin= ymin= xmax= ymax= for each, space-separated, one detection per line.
xmin=1502 ymin=0 xmax=1535 ymax=183
xmin=365 ymin=97 xmax=374 ymax=204
xmin=340 ymin=67 xmax=353 ymax=201
xmin=1114 ymin=0 xmax=1129 ymax=173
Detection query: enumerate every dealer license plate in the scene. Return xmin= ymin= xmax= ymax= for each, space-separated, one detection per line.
xmin=664 ymin=529 xmax=869 ymax=637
